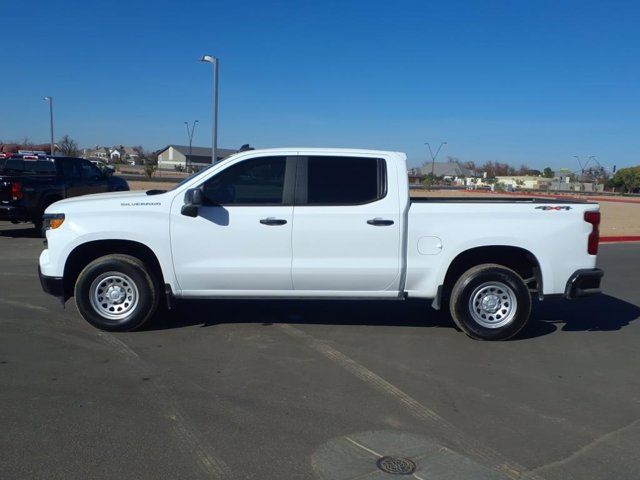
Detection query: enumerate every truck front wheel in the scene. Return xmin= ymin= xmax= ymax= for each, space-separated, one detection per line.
xmin=449 ymin=264 xmax=531 ymax=340
xmin=74 ymin=254 xmax=159 ymax=331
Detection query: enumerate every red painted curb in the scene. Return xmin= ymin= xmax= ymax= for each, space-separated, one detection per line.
xmin=600 ymin=236 xmax=640 ymax=243
xmin=450 ymin=189 xmax=640 ymax=204
xmin=472 ymin=190 xmax=640 ymax=204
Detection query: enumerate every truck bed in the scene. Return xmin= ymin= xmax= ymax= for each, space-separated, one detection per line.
xmin=410 ymin=196 xmax=596 ymax=204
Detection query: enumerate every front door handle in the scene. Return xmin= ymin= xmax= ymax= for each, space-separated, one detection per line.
xmin=367 ymin=218 xmax=394 ymax=226
xmin=260 ymin=217 xmax=287 ymax=226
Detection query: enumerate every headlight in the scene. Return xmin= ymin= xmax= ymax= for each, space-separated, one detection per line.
xmin=43 ymin=213 xmax=65 ymax=231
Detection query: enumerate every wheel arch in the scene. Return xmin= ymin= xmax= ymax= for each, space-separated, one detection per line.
xmin=440 ymin=245 xmax=542 ymax=305
xmin=63 ymin=239 xmax=165 ymax=301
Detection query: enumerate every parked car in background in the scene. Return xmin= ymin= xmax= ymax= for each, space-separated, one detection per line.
xmin=0 ymin=153 xmax=129 ymax=234
xmin=90 ymin=159 xmax=116 ymax=174
xmin=38 ymin=148 xmax=602 ymax=340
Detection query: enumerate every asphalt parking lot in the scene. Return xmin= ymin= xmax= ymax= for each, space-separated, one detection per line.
xmin=1 ymin=222 xmax=639 ymax=480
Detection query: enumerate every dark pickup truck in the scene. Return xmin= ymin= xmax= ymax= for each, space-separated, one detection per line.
xmin=0 ymin=154 xmax=128 ymax=233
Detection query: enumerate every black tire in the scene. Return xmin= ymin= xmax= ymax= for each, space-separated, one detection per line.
xmin=449 ymin=263 xmax=531 ymax=341
xmin=33 ymin=218 xmax=44 ymax=237
xmin=74 ymin=254 xmax=159 ymax=331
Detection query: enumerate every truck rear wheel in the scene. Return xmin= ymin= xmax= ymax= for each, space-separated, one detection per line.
xmin=74 ymin=254 xmax=159 ymax=331
xmin=449 ymin=263 xmax=531 ymax=340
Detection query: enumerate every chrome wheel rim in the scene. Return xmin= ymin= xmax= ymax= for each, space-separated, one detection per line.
xmin=89 ymin=272 xmax=139 ymax=321
xmin=468 ymin=281 xmax=517 ymax=328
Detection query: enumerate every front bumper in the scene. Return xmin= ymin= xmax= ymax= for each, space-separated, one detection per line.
xmin=564 ymin=268 xmax=603 ymax=299
xmin=38 ymin=264 xmax=66 ymax=304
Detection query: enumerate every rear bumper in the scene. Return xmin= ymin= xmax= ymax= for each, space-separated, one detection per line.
xmin=564 ymin=268 xmax=603 ymax=299
xmin=38 ymin=264 xmax=66 ymax=303
xmin=0 ymin=205 xmax=28 ymax=221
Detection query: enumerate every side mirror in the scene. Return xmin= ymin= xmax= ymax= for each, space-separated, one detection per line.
xmin=181 ymin=188 xmax=203 ymax=217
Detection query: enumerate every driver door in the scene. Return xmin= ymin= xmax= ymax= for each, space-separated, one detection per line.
xmin=170 ymin=155 xmax=296 ymax=295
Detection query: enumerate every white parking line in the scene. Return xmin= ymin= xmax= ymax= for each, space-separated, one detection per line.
xmin=96 ymin=332 xmax=232 ymax=479
xmin=277 ymin=323 xmax=544 ymax=480
xmin=0 ymin=298 xmax=49 ymax=312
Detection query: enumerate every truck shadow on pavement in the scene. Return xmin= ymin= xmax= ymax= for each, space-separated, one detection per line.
xmin=148 ymin=293 xmax=639 ymax=340
xmin=521 ymin=294 xmax=640 ymax=338
xmin=0 ymin=225 xmax=39 ymax=238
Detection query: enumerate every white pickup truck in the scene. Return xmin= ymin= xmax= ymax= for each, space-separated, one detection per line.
xmin=38 ymin=148 xmax=603 ymax=340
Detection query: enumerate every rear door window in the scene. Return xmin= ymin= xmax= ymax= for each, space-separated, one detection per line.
xmin=303 ymin=156 xmax=385 ymax=205
xmin=60 ymin=159 xmax=81 ymax=179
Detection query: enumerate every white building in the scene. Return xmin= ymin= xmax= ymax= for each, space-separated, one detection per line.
xmin=495 ymin=176 xmax=554 ymax=190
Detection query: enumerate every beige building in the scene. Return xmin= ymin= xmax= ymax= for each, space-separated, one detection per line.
xmin=157 ymin=145 xmax=237 ymax=170
xmin=495 ymin=176 xmax=553 ymax=190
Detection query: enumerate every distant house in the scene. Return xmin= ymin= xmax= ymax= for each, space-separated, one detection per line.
xmin=80 ymin=147 xmax=109 ymax=160
xmin=156 ymin=145 xmax=238 ymax=170
xmin=109 ymin=146 xmax=142 ymax=163
xmin=419 ymin=160 xmax=478 ymax=184
xmin=80 ymin=146 xmax=143 ymax=164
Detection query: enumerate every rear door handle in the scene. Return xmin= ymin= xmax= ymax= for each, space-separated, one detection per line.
xmin=367 ymin=218 xmax=394 ymax=226
xmin=260 ymin=217 xmax=287 ymax=226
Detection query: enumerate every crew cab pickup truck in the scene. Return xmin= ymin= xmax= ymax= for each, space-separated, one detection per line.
xmin=38 ymin=148 xmax=603 ymax=340
xmin=0 ymin=153 xmax=128 ymax=233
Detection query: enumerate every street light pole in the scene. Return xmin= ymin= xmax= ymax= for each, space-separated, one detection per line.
xmin=43 ymin=96 xmax=54 ymax=155
xmin=199 ymin=55 xmax=219 ymax=164
xmin=425 ymin=141 xmax=447 ymax=177
xmin=184 ymin=120 xmax=198 ymax=172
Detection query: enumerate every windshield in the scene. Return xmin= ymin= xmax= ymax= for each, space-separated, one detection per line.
xmin=170 ymin=163 xmax=218 ymax=190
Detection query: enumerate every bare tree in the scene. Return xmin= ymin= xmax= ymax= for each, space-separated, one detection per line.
xmin=58 ymin=135 xmax=79 ymax=157
xmin=132 ymin=145 xmax=146 ymax=162
xmin=479 ymin=161 xmax=516 ymax=178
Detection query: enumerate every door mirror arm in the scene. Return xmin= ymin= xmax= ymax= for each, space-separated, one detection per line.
xmin=181 ymin=188 xmax=203 ymax=217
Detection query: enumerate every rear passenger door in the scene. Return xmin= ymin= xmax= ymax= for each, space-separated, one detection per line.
xmin=291 ymin=155 xmax=401 ymax=294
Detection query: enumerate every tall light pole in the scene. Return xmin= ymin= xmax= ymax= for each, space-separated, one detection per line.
xmin=199 ymin=54 xmax=219 ymax=164
xmin=574 ymin=155 xmax=594 ymax=179
xmin=184 ymin=120 xmax=198 ymax=172
xmin=43 ymin=96 xmax=54 ymax=155
xmin=425 ymin=141 xmax=447 ymax=177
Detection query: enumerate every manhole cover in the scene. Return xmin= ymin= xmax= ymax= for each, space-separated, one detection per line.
xmin=376 ymin=456 xmax=416 ymax=475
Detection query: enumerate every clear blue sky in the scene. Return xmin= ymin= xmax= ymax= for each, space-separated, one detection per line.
xmin=2 ymin=0 xmax=638 ymax=169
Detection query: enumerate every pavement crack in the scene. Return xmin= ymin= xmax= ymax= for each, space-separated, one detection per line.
xmin=533 ymin=417 xmax=640 ymax=473
xmin=277 ymin=323 xmax=545 ymax=480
